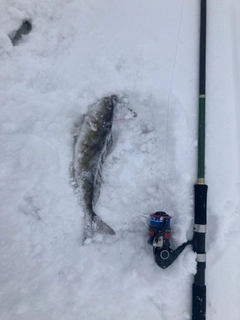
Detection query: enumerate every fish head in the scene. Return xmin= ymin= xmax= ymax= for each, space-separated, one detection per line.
xmin=97 ymin=95 xmax=118 ymax=129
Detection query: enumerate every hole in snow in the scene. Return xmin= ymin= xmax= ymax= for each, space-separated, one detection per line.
xmin=10 ymin=20 xmax=32 ymax=46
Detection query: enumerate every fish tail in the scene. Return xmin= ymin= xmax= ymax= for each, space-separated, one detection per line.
xmin=93 ymin=215 xmax=116 ymax=235
xmin=83 ymin=210 xmax=115 ymax=240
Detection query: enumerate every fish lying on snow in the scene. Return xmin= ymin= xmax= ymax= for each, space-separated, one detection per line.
xmin=71 ymin=95 xmax=118 ymax=240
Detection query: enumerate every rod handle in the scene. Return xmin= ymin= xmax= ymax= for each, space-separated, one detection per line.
xmin=192 ymin=283 xmax=206 ymax=320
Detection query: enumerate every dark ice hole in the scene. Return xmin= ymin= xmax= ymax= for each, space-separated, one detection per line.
xmin=10 ymin=20 xmax=32 ymax=46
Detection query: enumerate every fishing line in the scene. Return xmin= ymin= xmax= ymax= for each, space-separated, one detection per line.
xmin=162 ymin=0 xmax=185 ymax=210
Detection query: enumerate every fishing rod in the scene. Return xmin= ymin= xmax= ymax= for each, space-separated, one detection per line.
xmin=192 ymin=0 xmax=208 ymax=319
xmin=147 ymin=1 xmax=208 ymax=319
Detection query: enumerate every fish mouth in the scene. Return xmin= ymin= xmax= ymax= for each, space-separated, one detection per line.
xmin=105 ymin=95 xmax=118 ymax=109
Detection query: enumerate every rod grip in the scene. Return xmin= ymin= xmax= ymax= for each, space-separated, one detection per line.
xmin=194 ymin=184 xmax=208 ymax=225
xmin=193 ymin=184 xmax=207 ymax=320
xmin=192 ymin=283 xmax=206 ymax=320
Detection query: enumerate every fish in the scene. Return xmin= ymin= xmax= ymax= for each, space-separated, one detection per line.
xmin=71 ymin=95 xmax=118 ymax=240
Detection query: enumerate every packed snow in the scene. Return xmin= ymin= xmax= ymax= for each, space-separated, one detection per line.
xmin=0 ymin=0 xmax=239 ymax=319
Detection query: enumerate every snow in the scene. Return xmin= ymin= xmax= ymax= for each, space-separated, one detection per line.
xmin=0 ymin=0 xmax=239 ymax=319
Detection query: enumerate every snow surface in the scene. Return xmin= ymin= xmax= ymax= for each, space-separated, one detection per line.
xmin=0 ymin=0 xmax=239 ymax=319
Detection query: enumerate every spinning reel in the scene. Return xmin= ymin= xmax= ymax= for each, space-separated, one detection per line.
xmin=148 ymin=212 xmax=192 ymax=269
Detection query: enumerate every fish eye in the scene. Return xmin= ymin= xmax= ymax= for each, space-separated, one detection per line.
xmin=107 ymin=105 xmax=113 ymax=110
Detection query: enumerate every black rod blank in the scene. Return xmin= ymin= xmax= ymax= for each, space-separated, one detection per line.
xmin=199 ymin=0 xmax=207 ymax=96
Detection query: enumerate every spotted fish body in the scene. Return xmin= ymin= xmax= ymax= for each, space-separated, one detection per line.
xmin=73 ymin=95 xmax=117 ymax=240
